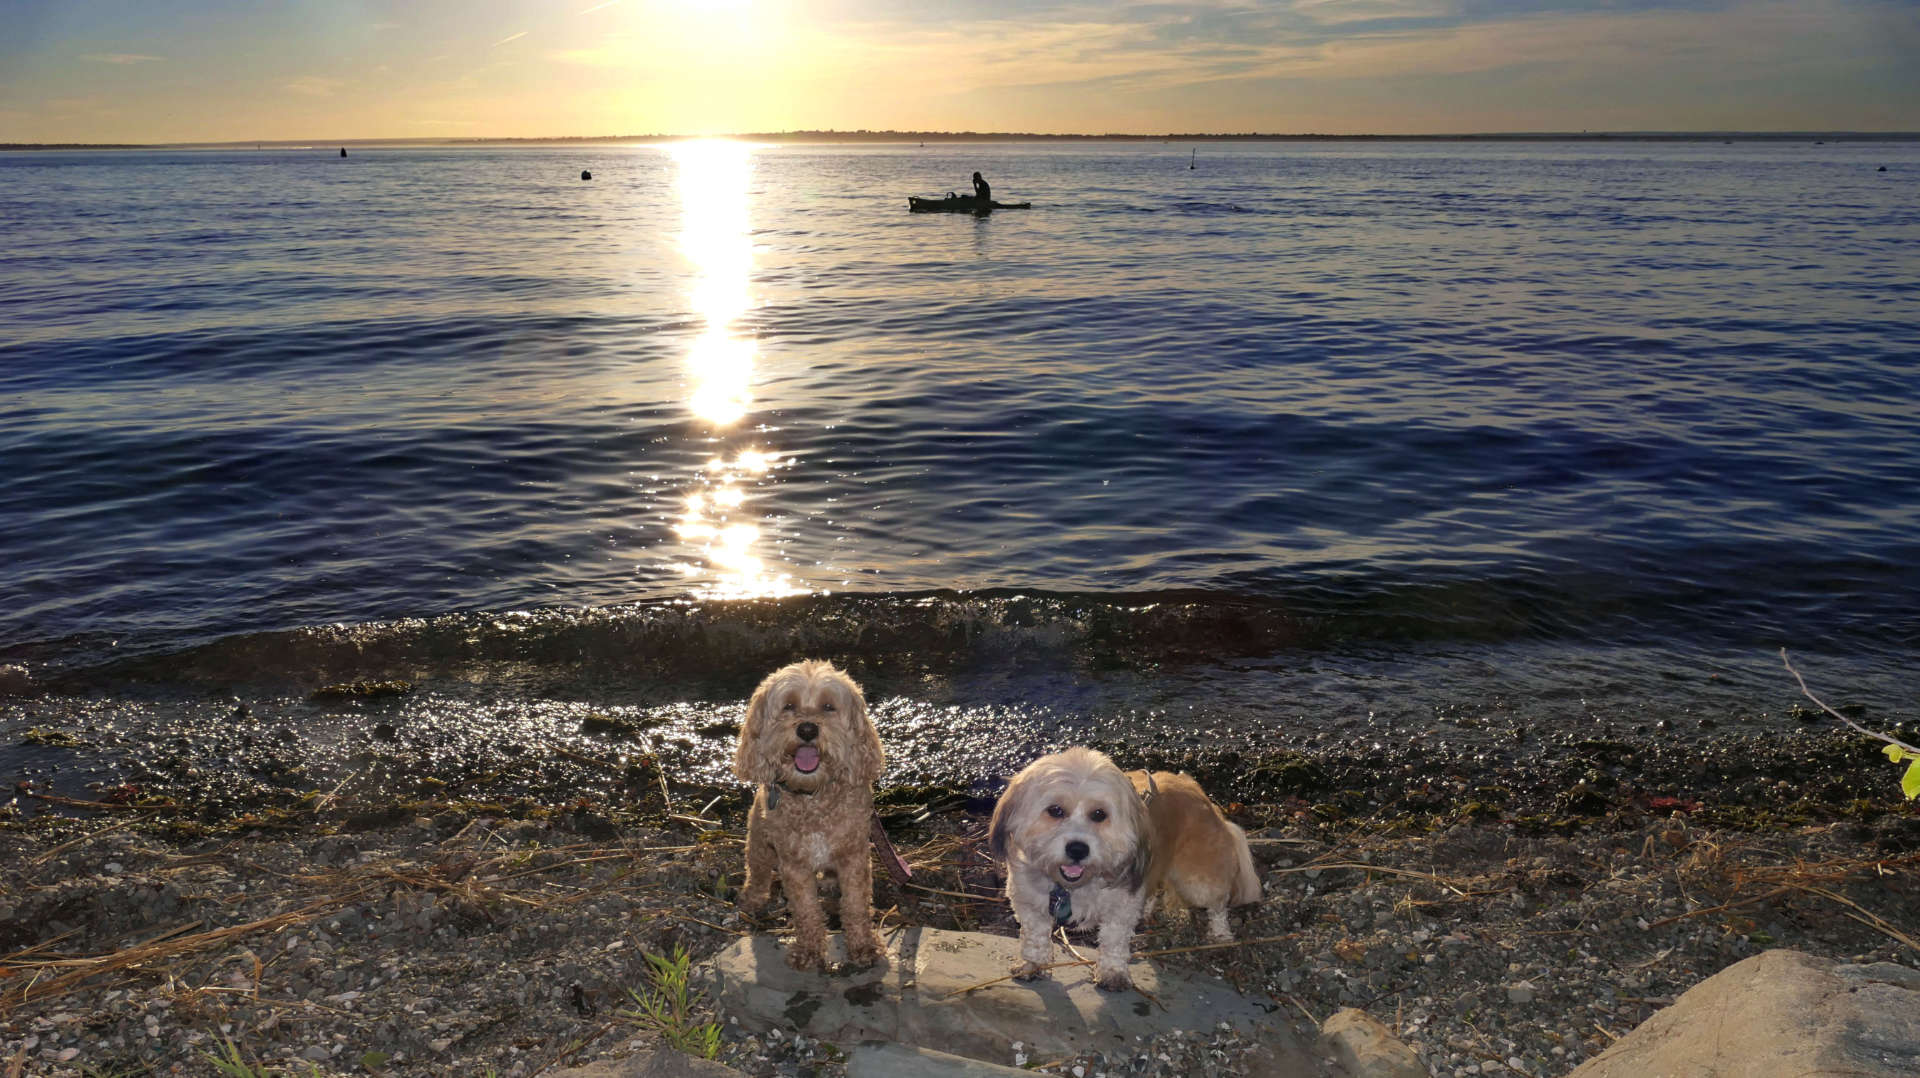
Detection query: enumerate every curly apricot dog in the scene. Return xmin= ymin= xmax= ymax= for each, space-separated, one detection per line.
xmin=734 ymin=660 xmax=886 ymax=971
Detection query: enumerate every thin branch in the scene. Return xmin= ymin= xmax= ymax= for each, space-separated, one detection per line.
xmin=1781 ymin=648 xmax=1920 ymax=756
xmin=1642 ymin=887 xmax=1792 ymax=929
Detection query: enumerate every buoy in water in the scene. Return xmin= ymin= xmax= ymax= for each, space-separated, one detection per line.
xmin=339 ymin=147 xmax=347 ymax=157
xmin=581 ymin=170 xmax=592 ymax=181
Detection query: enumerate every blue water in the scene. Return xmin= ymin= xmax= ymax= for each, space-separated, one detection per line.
xmin=2 ymin=139 xmax=1918 ymax=774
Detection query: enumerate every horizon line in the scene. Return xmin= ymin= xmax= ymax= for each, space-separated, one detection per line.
xmin=7 ymin=127 xmax=1920 ymax=150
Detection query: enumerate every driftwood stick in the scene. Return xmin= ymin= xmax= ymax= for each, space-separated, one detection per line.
xmin=1781 ymin=648 xmax=1920 ymax=756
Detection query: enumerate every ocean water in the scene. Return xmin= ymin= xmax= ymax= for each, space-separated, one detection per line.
xmin=3 ymin=139 xmax=1918 ymax=794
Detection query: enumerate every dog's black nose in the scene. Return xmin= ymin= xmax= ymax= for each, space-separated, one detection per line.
xmin=796 ymin=721 xmax=819 ymax=742
xmin=1065 ymin=840 xmax=1090 ymax=862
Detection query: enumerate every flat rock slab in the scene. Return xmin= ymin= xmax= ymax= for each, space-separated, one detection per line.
xmin=547 ymin=1049 xmax=745 ymax=1078
xmin=846 ymin=1042 xmax=1034 ymax=1077
xmin=1569 ymin=948 xmax=1920 ymax=1077
xmin=702 ymin=928 xmax=1330 ymax=1075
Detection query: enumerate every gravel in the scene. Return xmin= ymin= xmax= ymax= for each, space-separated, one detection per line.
xmin=3 ymin=798 xmax=1915 ymax=1076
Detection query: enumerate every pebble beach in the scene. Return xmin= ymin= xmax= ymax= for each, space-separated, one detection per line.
xmin=4 ymin=709 xmax=1915 ymax=1077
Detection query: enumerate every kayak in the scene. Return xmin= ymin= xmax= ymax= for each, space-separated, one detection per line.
xmin=908 ymin=195 xmax=1032 ymax=213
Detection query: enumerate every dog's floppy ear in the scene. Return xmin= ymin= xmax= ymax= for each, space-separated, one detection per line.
xmin=733 ymin=672 xmax=778 ymax=783
xmin=1121 ymin=781 xmax=1153 ymax=892
xmin=987 ymin=770 xmax=1029 ymax=863
xmin=843 ymin=675 xmax=885 ymax=785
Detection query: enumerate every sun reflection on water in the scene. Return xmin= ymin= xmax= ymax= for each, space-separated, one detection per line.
xmin=674 ymin=139 xmax=756 ymax=425
xmin=665 ymin=140 xmax=802 ymax=600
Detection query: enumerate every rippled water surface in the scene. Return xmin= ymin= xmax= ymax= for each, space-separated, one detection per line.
xmin=3 ymin=140 xmax=1918 ymax=781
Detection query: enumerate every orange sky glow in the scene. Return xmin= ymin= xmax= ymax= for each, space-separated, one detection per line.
xmin=3 ymin=0 xmax=1916 ymax=143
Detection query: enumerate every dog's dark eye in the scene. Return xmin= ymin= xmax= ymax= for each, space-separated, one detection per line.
xmin=781 ymin=702 xmax=795 ymax=712
xmin=821 ymin=702 xmax=835 ymax=712
xmin=1090 ymin=808 xmax=1108 ymax=823
xmin=1046 ymin=804 xmax=1065 ymax=819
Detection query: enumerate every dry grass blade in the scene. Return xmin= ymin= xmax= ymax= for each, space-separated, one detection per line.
xmin=1281 ymin=992 xmax=1320 ymax=1025
xmin=936 ymin=957 xmax=1093 ymax=999
xmin=313 ymin=768 xmax=358 ymax=813
xmin=902 ymin=882 xmax=997 ymax=903
xmin=555 ymin=745 xmax=626 ymax=772
xmin=19 ymin=791 xmax=151 ymax=812
xmin=1136 ymin=932 xmax=1298 ymax=960
xmin=29 ymin=814 xmax=158 ymax=865
xmin=485 ymin=853 xmax=631 ymax=884
xmin=0 ymin=930 xmax=81 ymax=965
xmin=1273 ymin=859 xmax=1480 ymax=899
xmin=1643 ymin=887 xmax=1792 ymax=929
xmin=1801 ymin=885 xmax=1920 ymax=954
xmin=0 ymin=888 xmax=370 ymax=1012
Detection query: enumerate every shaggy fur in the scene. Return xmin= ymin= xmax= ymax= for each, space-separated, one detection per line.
xmin=733 ymin=660 xmax=886 ymax=971
xmin=988 ymin=747 xmax=1152 ymax=991
xmin=1126 ymin=769 xmax=1262 ymax=941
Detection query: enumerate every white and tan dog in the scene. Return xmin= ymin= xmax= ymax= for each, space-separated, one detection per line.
xmin=1126 ymin=769 xmax=1262 ymax=942
xmin=989 ymin=747 xmax=1153 ymax=991
xmin=734 ymin=660 xmax=886 ymax=972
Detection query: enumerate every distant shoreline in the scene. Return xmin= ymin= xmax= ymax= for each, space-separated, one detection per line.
xmin=6 ymin=129 xmax=1919 ymax=151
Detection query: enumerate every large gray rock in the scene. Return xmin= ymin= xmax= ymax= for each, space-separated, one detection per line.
xmin=1569 ymin=949 xmax=1920 ymax=1078
xmin=701 ymin=928 xmax=1331 ymax=1075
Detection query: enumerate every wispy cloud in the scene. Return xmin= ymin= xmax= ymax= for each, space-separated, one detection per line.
xmin=580 ymin=0 xmax=622 ymax=13
xmin=80 ymin=53 xmax=164 ymax=64
xmin=284 ymin=76 xmax=344 ymax=97
xmin=493 ymin=30 xmax=529 ymax=47
xmin=549 ymin=45 xmax=626 ymax=67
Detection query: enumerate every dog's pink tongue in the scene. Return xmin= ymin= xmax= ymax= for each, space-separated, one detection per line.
xmin=794 ymin=745 xmax=820 ymax=773
xmin=1060 ymin=864 xmax=1084 ymax=881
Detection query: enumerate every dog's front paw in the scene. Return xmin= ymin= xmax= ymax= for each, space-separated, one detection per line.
xmin=737 ymin=887 xmax=773 ymax=914
xmin=844 ymin=939 xmax=885 ymax=970
xmin=1010 ymin=960 xmax=1048 ymax=982
xmin=1094 ymin=968 xmax=1135 ymax=993
xmin=786 ymin=945 xmax=828 ymax=973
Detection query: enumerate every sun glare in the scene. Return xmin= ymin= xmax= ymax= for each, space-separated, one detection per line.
xmin=661 ymin=139 xmax=800 ymax=601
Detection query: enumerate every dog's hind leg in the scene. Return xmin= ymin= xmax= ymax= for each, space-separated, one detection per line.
xmin=1205 ymin=906 xmax=1232 ymax=942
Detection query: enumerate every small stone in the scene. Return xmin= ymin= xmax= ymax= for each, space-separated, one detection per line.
xmin=1507 ymin=982 xmax=1537 ymax=1004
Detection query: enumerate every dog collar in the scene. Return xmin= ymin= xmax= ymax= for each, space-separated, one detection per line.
xmin=762 ymin=781 xmax=816 ymax=811
xmin=1049 ymin=883 xmax=1073 ymax=925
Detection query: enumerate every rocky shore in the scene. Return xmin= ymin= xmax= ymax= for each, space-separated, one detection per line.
xmin=3 ymin=748 xmax=1915 ymax=1077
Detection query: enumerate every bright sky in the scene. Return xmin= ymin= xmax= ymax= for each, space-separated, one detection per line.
xmin=3 ymin=0 xmax=1916 ymax=143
